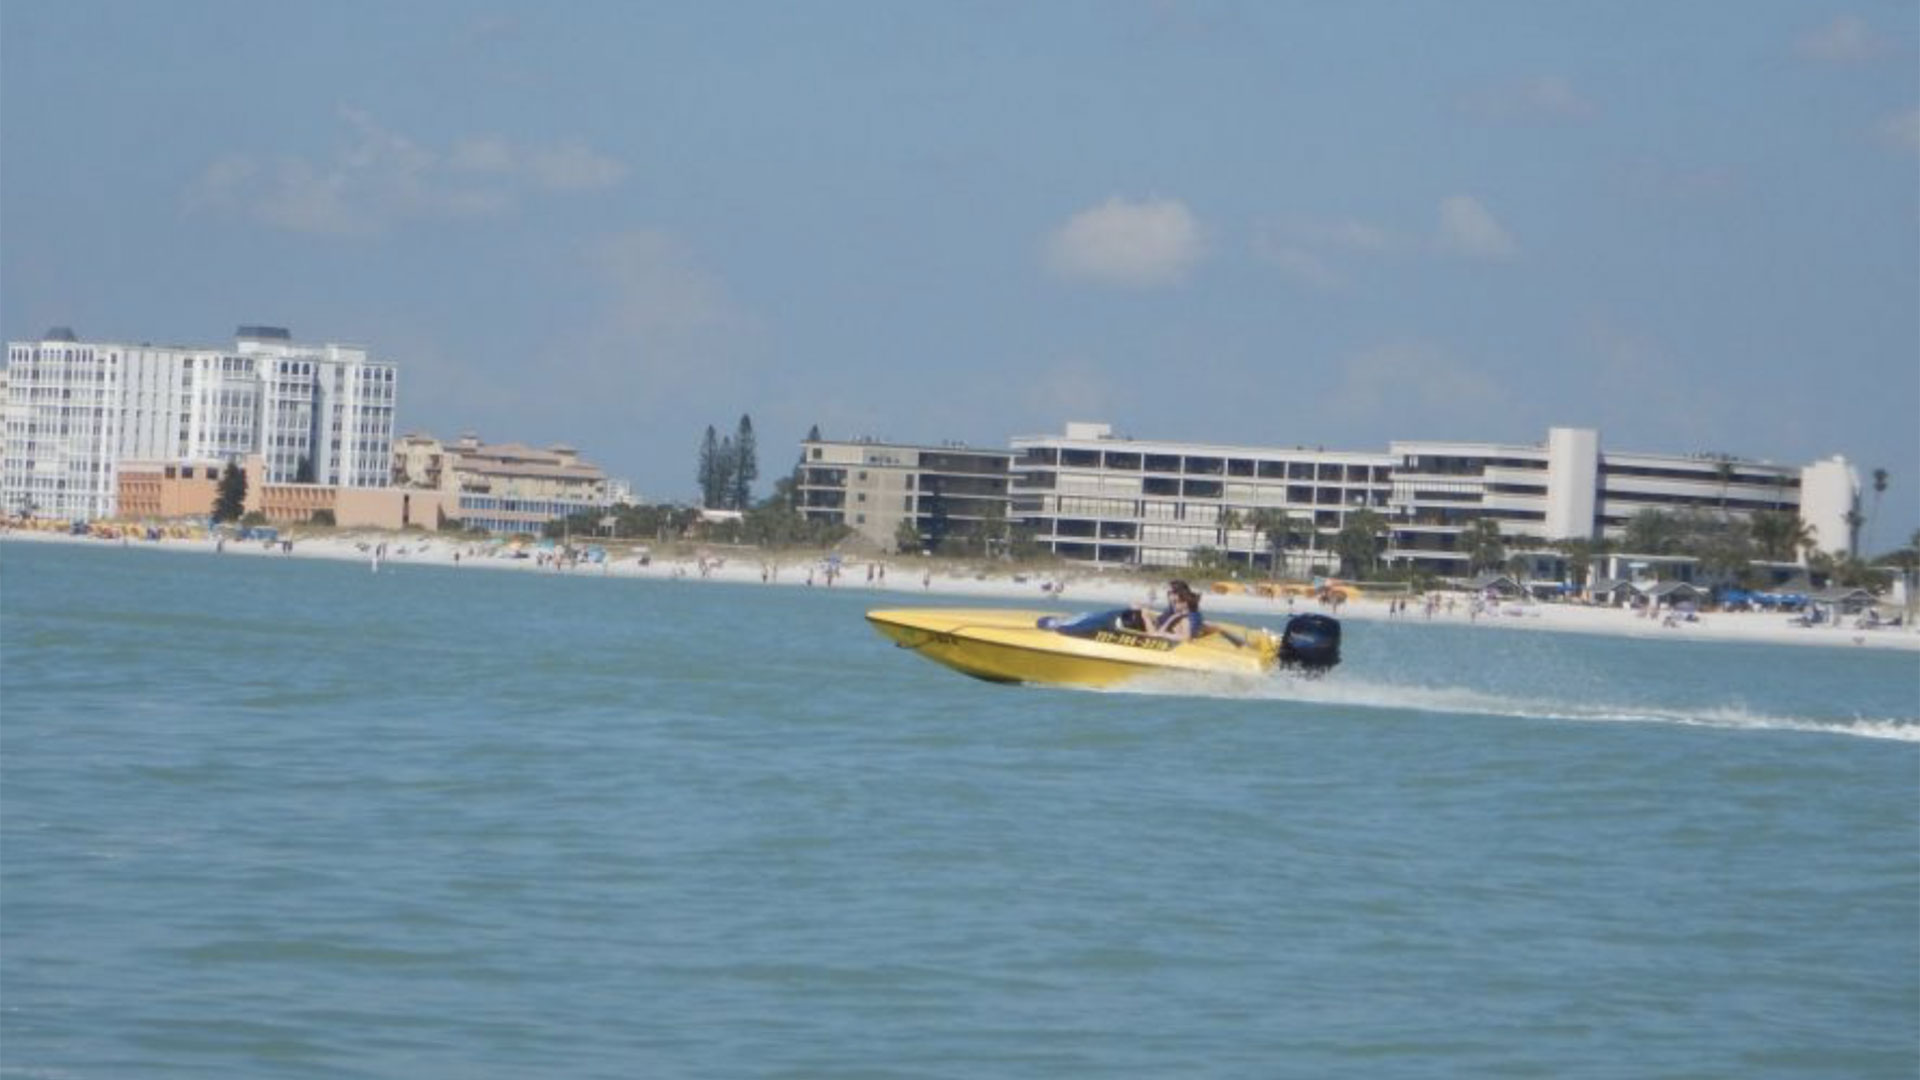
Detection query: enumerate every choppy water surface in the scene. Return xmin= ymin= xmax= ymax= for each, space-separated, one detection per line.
xmin=3 ymin=541 xmax=1916 ymax=1078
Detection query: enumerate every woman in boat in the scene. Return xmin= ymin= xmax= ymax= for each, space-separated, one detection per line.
xmin=1142 ymin=579 xmax=1204 ymax=641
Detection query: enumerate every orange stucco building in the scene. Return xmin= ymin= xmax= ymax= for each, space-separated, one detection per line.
xmin=115 ymin=455 xmax=454 ymax=531
xmin=116 ymin=460 xmax=227 ymax=520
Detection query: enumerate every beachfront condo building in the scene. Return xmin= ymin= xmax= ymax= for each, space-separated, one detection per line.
xmin=1380 ymin=431 xmax=1849 ymax=575
xmin=235 ymin=327 xmax=397 ymax=490
xmin=1 ymin=326 xmax=396 ymax=520
xmin=796 ymin=437 xmax=1017 ymax=553
xmin=1007 ymin=423 xmax=1854 ymax=576
xmin=392 ymin=432 xmax=614 ymax=535
xmin=1012 ymin=422 xmax=1397 ymax=575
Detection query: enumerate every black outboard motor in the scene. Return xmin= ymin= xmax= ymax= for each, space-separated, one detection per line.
xmin=1278 ymin=614 xmax=1341 ymax=674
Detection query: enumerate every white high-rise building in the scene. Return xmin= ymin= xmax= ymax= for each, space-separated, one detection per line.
xmin=2 ymin=326 xmax=397 ymax=520
xmin=234 ymin=326 xmax=396 ymax=488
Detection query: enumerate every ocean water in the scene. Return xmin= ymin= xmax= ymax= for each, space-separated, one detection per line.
xmin=2 ymin=540 xmax=1915 ymax=1079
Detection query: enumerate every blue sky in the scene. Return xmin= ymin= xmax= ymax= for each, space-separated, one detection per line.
xmin=4 ymin=1 xmax=1915 ymax=548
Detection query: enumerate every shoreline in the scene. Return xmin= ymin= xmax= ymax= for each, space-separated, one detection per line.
xmin=5 ymin=528 xmax=1916 ymax=654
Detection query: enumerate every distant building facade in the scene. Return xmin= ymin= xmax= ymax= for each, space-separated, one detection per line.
xmin=117 ymin=454 xmax=453 ymax=531
xmin=997 ymin=422 xmax=1856 ymax=576
xmin=393 ymin=433 xmax=614 ymax=535
xmin=1012 ymin=422 xmax=1394 ymax=573
xmin=1381 ymin=430 xmax=1840 ymax=575
xmin=1797 ymin=455 xmax=1864 ymax=557
xmin=235 ymin=326 xmax=396 ymax=489
xmin=796 ymin=437 xmax=1017 ymax=553
xmin=115 ymin=459 xmax=228 ymax=521
xmin=2 ymin=325 xmax=396 ymax=520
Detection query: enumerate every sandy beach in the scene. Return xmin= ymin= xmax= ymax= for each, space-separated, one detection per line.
xmin=5 ymin=527 xmax=1916 ymax=654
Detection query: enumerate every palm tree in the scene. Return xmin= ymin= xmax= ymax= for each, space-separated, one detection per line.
xmin=1333 ymin=509 xmax=1387 ymax=579
xmin=1505 ymin=550 xmax=1534 ymax=585
xmin=1554 ymin=536 xmax=1605 ymax=589
xmin=1461 ymin=518 xmax=1506 ymax=575
xmin=1624 ymin=509 xmax=1685 ymax=555
xmin=1750 ymin=510 xmax=1813 ymax=563
xmin=1699 ymin=526 xmax=1756 ymax=586
xmin=1217 ymin=507 xmax=1250 ymax=572
xmin=1250 ymin=508 xmax=1302 ymax=580
xmin=1869 ymin=468 xmax=1888 ymax=552
xmin=979 ymin=499 xmax=1010 ymax=559
xmin=1903 ymin=531 xmax=1920 ymax=622
xmin=1800 ymin=522 xmax=1828 ymax=568
xmin=1805 ymin=548 xmax=1837 ymax=587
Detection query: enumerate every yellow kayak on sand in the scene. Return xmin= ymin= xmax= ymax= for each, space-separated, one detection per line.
xmin=866 ymin=607 xmax=1341 ymax=687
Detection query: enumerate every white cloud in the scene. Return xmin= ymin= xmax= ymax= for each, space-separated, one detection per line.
xmin=1797 ymin=15 xmax=1891 ymax=63
xmin=1284 ymin=216 xmax=1396 ymax=254
xmin=581 ymin=229 xmax=765 ymax=394
xmin=189 ymin=109 xmax=624 ymax=234
xmin=447 ymin=134 xmax=626 ymax=190
xmin=1261 ymin=245 xmax=1345 ymax=290
xmin=1436 ymin=195 xmax=1519 ymax=260
xmin=1252 ymin=215 xmax=1401 ymax=289
xmin=1019 ymin=357 xmax=1124 ymax=426
xmin=415 ymin=228 xmax=769 ymax=492
xmin=1044 ymin=196 xmax=1205 ymax=287
xmin=447 ymin=136 xmax=517 ymax=173
xmin=1254 ymin=201 xmax=1516 ymax=280
xmin=1575 ymin=321 xmax=1709 ymax=440
xmin=1875 ymin=107 xmax=1920 ymax=154
xmin=253 ymin=157 xmax=367 ymax=234
xmin=1458 ymin=76 xmax=1596 ymax=122
xmin=1328 ymin=341 xmax=1516 ymax=423
xmin=595 ymin=230 xmax=741 ymax=340
xmin=525 ymin=141 xmax=628 ymax=191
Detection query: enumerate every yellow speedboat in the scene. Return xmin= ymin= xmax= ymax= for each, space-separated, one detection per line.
xmin=866 ymin=607 xmax=1341 ymax=687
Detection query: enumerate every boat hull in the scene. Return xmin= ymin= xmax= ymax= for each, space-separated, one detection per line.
xmin=865 ymin=608 xmax=1279 ymax=687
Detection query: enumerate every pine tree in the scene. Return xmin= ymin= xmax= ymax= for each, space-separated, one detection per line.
xmin=697 ymin=426 xmax=720 ymax=508
xmin=213 ymin=461 xmax=248 ymax=522
xmin=732 ymin=414 xmax=758 ymax=510
xmin=717 ymin=436 xmax=737 ymax=509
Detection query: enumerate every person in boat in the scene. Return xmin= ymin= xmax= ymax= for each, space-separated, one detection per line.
xmin=1139 ymin=579 xmax=1204 ymax=641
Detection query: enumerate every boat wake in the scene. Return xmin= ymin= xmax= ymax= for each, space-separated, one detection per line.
xmin=1104 ymin=673 xmax=1920 ymax=743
